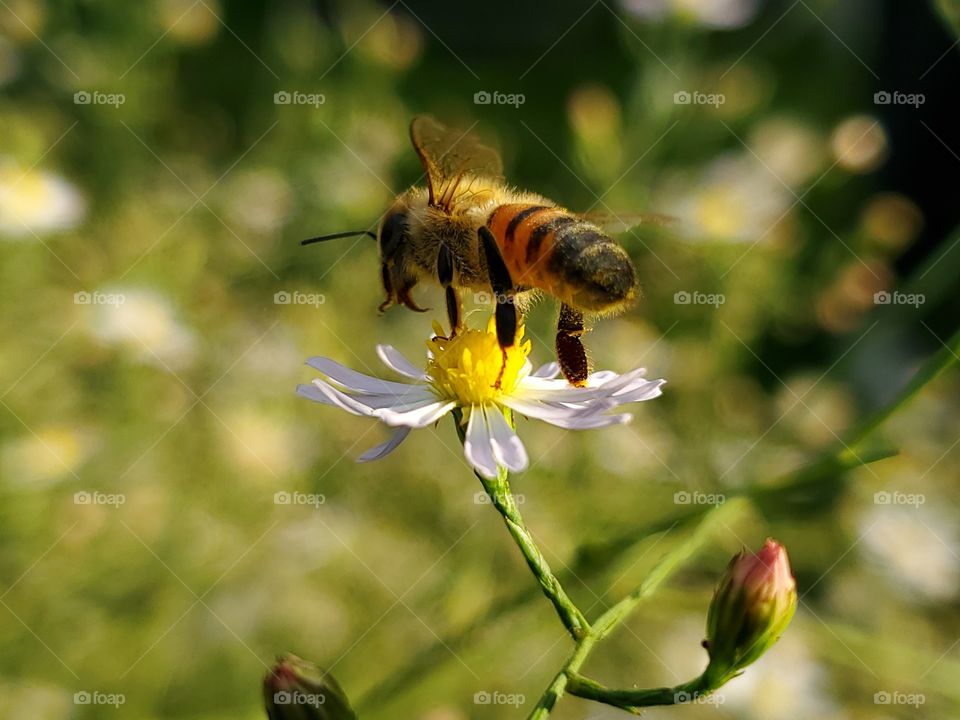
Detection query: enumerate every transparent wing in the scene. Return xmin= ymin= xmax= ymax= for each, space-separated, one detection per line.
xmin=410 ymin=115 xmax=504 ymax=209
xmin=577 ymin=211 xmax=678 ymax=234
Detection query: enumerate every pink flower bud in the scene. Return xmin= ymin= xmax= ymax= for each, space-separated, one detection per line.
xmin=704 ymin=539 xmax=797 ymax=683
xmin=264 ymin=653 xmax=356 ymax=720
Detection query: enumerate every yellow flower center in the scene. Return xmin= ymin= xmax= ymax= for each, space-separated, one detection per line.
xmin=426 ymin=319 xmax=530 ymax=406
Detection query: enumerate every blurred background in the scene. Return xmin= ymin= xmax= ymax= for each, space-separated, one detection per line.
xmin=1 ymin=0 xmax=959 ymax=718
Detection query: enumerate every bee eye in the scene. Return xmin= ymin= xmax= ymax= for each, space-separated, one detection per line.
xmin=379 ymin=213 xmax=408 ymax=259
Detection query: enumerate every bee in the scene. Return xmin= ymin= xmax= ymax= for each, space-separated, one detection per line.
xmin=305 ymin=115 xmax=656 ymax=387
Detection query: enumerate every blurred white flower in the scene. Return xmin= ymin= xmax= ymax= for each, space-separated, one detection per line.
xmin=861 ymin=505 xmax=960 ymax=601
xmin=0 ymin=161 xmax=85 ymax=238
xmin=223 ymin=168 xmax=292 ymax=234
xmin=660 ymin=153 xmax=792 ymax=242
xmin=298 ymin=319 xmax=665 ymax=478
xmin=830 ymin=115 xmax=888 ymax=174
xmin=1 ymin=425 xmax=95 ymax=486
xmin=622 ymin=0 xmax=760 ymax=29
xmin=86 ymin=287 xmax=196 ymax=369
xmin=749 ymin=117 xmax=826 ymax=187
xmin=219 ymin=408 xmax=317 ymax=477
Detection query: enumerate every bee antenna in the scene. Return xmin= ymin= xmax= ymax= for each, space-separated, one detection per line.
xmin=301 ymin=230 xmax=377 ymax=246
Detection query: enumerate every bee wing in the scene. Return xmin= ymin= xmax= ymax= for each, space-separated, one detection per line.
xmin=410 ymin=115 xmax=504 ymax=209
xmin=577 ymin=211 xmax=677 ymax=233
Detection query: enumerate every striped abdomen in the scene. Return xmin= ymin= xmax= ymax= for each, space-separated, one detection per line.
xmin=486 ymin=203 xmax=638 ymax=312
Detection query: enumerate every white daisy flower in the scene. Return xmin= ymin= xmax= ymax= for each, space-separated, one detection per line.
xmin=0 ymin=161 xmax=85 ymax=238
xmin=297 ymin=319 xmax=665 ymax=479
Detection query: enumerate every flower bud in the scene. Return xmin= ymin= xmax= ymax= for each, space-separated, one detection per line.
xmin=264 ymin=653 xmax=357 ymax=720
xmin=704 ymin=539 xmax=797 ymax=684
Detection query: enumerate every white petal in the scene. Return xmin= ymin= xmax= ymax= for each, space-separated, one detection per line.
xmin=332 ymin=387 xmax=436 ymax=410
xmin=486 ymin=406 xmax=528 ymax=472
xmin=531 ymin=361 xmax=561 ymax=379
xmin=377 ymin=399 xmax=456 ymax=428
xmin=502 ymin=396 xmax=630 ymax=429
xmin=587 ymin=370 xmax=619 ymax=385
xmin=596 ymin=367 xmax=651 ymax=394
xmin=358 ymin=427 xmax=411 ymax=462
xmin=610 ymin=378 xmax=666 ymax=403
xmin=502 ymin=396 xmax=613 ymax=422
xmin=513 ymin=380 xmax=607 ymax=402
xmin=376 ymin=345 xmax=428 ymax=380
xmin=298 ymin=379 xmax=378 ymax=416
xmin=296 ymin=383 xmax=336 ymax=407
xmin=306 ymin=356 xmax=419 ymax=394
xmin=547 ymin=412 xmax=633 ymax=430
xmin=463 ymin=407 xmax=499 ymax=478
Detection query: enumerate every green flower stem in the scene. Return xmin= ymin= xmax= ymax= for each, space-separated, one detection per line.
xmin=841 ymin=325 xmax=960 ymax=457
xmin=526 ymin=500 xmax=743 ymax=719
xmin=453 ymin=409 xmax=590 ymax=640
xmin=357 ymin=449 xmax=892 ymax=713
xmin=563 ymin=672 xmax=711 ymax=712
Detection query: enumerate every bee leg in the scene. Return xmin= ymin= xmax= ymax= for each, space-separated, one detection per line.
xmin=378 ymin=262 xmax=395 ymax=313
xmin=437 ymin=244 xmax=462 ymax=335
xmin=479 ymin=226 xmax=517 ymax=388
xmin=556 ymin=303 xmax=589 ymax=387
xmin=399 ymin=287 xmax=428 ymax=313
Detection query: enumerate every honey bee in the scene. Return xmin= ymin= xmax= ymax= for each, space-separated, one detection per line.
xmin=305 ymin=115 xmax=656 ymax=387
